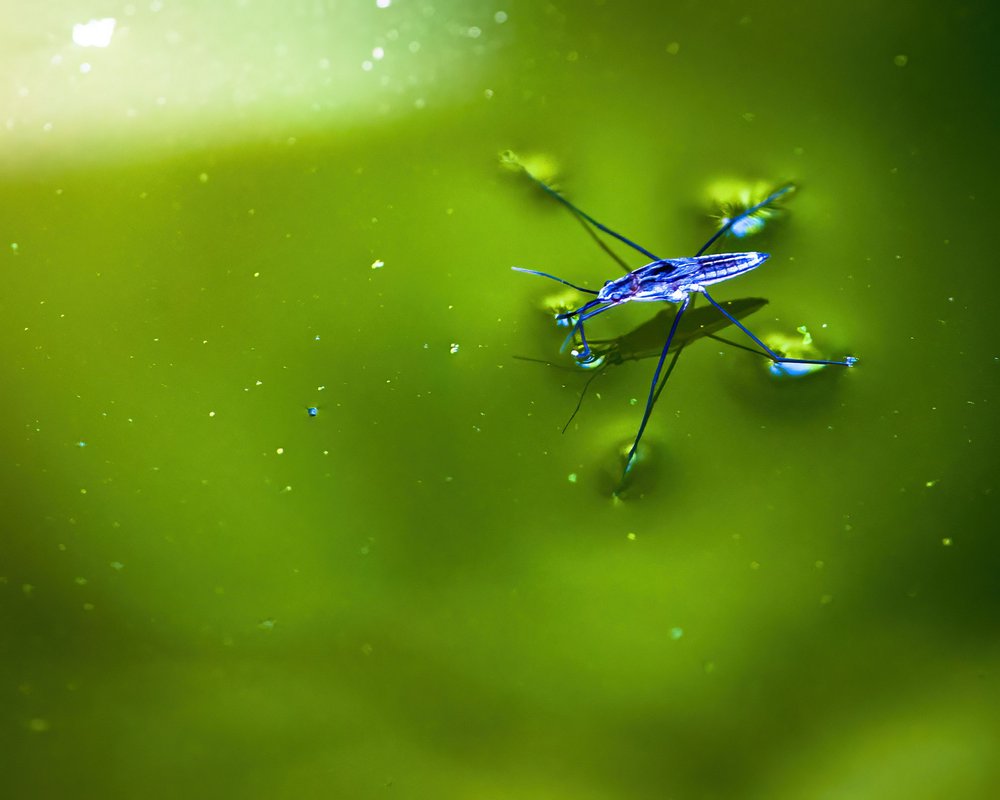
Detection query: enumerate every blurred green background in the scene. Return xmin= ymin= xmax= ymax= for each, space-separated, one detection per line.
xmin=2 ymin=1 xmax=998 ymax=797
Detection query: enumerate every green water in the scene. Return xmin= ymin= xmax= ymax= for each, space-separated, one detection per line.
xmin=3 ymin=2 xmax=998 ymax=797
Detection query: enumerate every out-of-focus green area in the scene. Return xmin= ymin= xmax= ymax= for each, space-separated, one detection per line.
xmin=2 ymin=2 xmax=998 ymax=798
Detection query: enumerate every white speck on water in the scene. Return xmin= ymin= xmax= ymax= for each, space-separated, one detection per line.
xmin=372 ymin=46 xmax=384 ymax=60
xmin=72 ymin=18 xmax=116 ymax=48
xmin=376 ymin=0 xmax=390 ymax=7
xmin=449 ymin=343 xmax=460 ymax=354
xmin=371 ymin=259 xmax=385 ymax=269
xmin=276 ymin=447 xmax=284 ymax=455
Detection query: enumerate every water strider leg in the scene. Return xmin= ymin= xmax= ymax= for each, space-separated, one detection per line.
xmin=510 ymin=266 xmax=599 ymax=295
xmin=698 ymin=289 xmax=857 ymax=367
xmin=622 ymin=295 xmax=692 ymax=477
xmin=516 ymin=168 xmax=662 ymax=262
xmin=559 ymin=302 xmax=617 ymax=360
xmin=695 ymin=184 xmax=795 ymax=256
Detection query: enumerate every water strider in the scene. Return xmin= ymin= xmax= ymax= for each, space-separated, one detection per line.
xmin=507 ymin=154 xmax=857 ymax=486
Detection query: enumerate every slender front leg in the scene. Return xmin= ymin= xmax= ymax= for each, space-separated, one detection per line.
xmin=560 ymin=302 xmax=613 ymax=361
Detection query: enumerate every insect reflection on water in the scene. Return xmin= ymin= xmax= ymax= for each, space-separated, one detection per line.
xmin=505 ymin=152 xmax=858 ymax=492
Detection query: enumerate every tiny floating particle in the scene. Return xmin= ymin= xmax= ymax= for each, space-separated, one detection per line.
xmin=371 ymin=259 xmax=385 ymax=269
xmin=257 ymin=618 xmax=275 ymax=631
xmin=307 ymin=407 xmax=318 ymax=417
xmin=449 ymin=343 xmax=460 ymax=354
